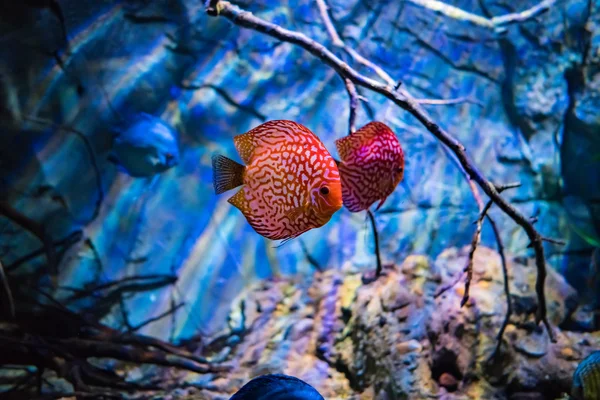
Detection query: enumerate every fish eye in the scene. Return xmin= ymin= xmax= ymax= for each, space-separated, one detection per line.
xmin=396 ymin=167 xmax=403 ymax=173
xmin=165 ymin=153 xmax=174 ymax=161
xmin=320 ymin=186 xmax=330 ymax=195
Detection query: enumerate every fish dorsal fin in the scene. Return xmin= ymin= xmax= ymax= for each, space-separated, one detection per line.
xmin=334 ymin=135 xmax=355 ymax=161
xmin=234 ymin=120 xmax=311 ymax=164
xmin=233 ymin=131 xmax=256 ymax=165
xmin=228 ymin=188 xmax=250 ymax=214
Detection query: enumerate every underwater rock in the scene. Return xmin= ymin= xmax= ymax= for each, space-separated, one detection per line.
xmin=156 ymin=246 xmax=599 ymax=399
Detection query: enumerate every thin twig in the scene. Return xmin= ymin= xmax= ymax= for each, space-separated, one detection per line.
xmin=404 ymin=0 xmax=556 ymax=33
xmin=461 ymin=199 xmax=494 ymax=307
xmin=315 ymin=0 xmax=396 ymax=86
xmin=298 ymin=239 xmax=324 ymax=272
xmin=415 ymin=96 xmax=483 ymax=106
xmin=366 ymin=210 xmax=382 ymax=277
xmin=0 ymin=202 xmax=57 ymax=276
xmin=344 ymin=78 xmax=360 ymax=134
xmin=22 ymin=117 xmax=104 ymax=222
xmin=461 ymin=183 xmax=521 ymax=307
xmin=206 ymin=0 xmax=558 ymax=340
xmin=5 ymin=230 xmax=83 ymax=272
xmin=179 ymin=82 xmax=267 ymax=121
xmin=316 ymin=0 xmax=469 ymax=107
xmin=487 ymin=214 xmax=512 ymax=359
xmin=128 ymin=302 xmax=185 ymax=333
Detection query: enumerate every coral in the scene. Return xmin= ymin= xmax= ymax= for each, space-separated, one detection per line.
xmin=159 ymin=247 xmax=598 ymax=399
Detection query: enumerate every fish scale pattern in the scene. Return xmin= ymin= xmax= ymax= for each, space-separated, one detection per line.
xmin=230 ymin=120 xmax=342 ymax=240
xmin=336 ymin=122 xmax=405 ymax=212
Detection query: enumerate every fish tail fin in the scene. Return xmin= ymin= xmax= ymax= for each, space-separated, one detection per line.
xmin=212 ymin=154 xmax=245 ymax=194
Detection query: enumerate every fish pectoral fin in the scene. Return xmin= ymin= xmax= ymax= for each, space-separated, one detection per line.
xmin=227 ymin=188 xmax=250 ymax=214
xmin=285 ymin=202 xmax=309 ymax=221
xmin=212 ymin=154 xmax=246 ymax=194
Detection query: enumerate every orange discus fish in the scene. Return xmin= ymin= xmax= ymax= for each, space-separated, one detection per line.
xmin=212 ymin=120 xmax=343 ymax=241
xmin=335 ymin=121 xmax=405 ymax=212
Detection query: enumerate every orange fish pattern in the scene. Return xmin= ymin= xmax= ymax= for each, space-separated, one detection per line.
xmin=212 ymin=120 xmax=343 ymax=241
xmin=335 ymin=121 xmax=405 ymax=212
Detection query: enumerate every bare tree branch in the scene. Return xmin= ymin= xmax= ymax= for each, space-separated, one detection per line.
xmin=461 ymin=183 xmax=520 ymax=308
xmin=344 ymin=78 xmax=361 ymax=135
xmin=487 ymin=213 xmax=512 ymax=359
xmin=299 ymin=239 xmax=324 ymax=272
xmin=22 ymin=117 xmax=105 ymax=223
xmin=316 ymin=0 xmax=475 ymax=104
xmin=0 ymin=202 xmax=57 ymax=277
xmin=367 ymin=210 xmax=383 ymax=277
xmin=179 ymin=82 xmax=267 ymax=121
xmin=315 ymin=0 xmax=396 ymax=85
xmin=205 ymin=0 xmax=558 ymax=340
xmin=404 ymin=0 xmax=556 ymax=34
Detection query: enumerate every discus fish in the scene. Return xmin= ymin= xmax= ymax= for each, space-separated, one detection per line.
xmin=335 ymin=121 xmax=404 ymax=212
xmin=572 ymin=351 xmax=600 ymax=400
xmin=230 ymin=374 xmax=324 ymax=400
xmin=109 ymin=113 xmax=180 ymax=178
xmin=212 ymin=120 xmax=342 ymax=241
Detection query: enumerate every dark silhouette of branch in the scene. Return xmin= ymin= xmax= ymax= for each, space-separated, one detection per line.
xmin=205 ymin=0 xmax=558 ymax=341
xmin=461 ymin=199 xmax=494 ymax=307
xmin=487 ymin=214 xmax=512 ymax=359
xmin=299 ymin=239 xmax=324 ymax=272
xmin=128 ymin=302 xmax=185 ymax=333
xmin=461 ymin=183 xmax=520 ymax=307
xmin=0 ymin=202 xmax=57 ymax=276
xmin=22 ymin=117 xmax=104 ymax=222
xmin=367 ymin=210 xmax=383 ymax=277
xmin=5 ymin=230 xmax=82 ymax=272
xmin=344 ymin=78 xmax=360 ymax=135
xmin=316 ymin=0 xmax=481 ymax=104
xmin=179 ymin=82 xmax=267 ymax=121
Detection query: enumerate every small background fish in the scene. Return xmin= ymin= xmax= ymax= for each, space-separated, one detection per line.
xmin=335 ymin=121 xmax=405 ymax=212
xmin=230 ymin=374 xmax=324 ymax=400
xmin=572 ymin=351 xmax=600 ymax=400
xmin=109 ymin=113 xmax=180 ymax=178
xmin=212 ymin=120 xmax=342 ymax=241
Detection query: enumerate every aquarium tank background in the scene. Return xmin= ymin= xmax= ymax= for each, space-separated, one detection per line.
xmin=0 ymin=0 xmax=599 ymax=399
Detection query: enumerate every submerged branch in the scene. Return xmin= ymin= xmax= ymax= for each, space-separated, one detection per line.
xmin=179 ymin=82 xmax=267 ymax=121
xmin=0 ymin=202 xmax=57 ymax=276
xmin=404 ymin=0 xmax=556 ymax=33
xmin=488 ymin=214 xmax=512 ymax=359
xmin=344 ymin=78 xmax=361 ymax=135
xmin=204 ymin=0 xmax=559 ymax=340
xmin=22 ymin=117 xmax=105 ymax=222
xmin=367 ymin=210 xmax=383 ymax=277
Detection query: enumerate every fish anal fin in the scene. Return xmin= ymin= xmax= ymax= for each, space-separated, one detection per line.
xmin=285 ymin=201 xmax=309 ymax=221
xmin=212 ymin=154 xmax=245 ymax=194
xmin=375 ymin=196 xmax=389 ymax=211
xmin=227 ymin=188 xmax=250 ymax=213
